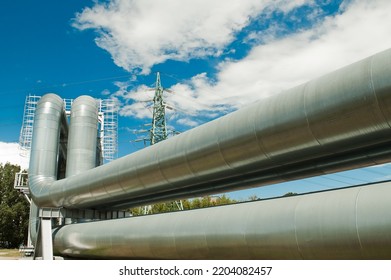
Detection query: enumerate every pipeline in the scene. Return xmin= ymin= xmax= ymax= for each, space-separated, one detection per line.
xmin=65 ymin=95 xmax=99 ymax=177
xmin=29 ymin=48 xmax=391 ymax=210
xmin=28 ymin=95 xmax=98 ymax=247
xmin=28 ymin=48 xmax=391 ymax=259
xmin=28 ymin=94 xmax=66 ymax=250
xmin=53 ymin=181 xmax=391 ymax=260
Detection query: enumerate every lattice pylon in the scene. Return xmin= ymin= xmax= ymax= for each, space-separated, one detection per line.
xmin=150 ymin=72 xmax=168 ymax=145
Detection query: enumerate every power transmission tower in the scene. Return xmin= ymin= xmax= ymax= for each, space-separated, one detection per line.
xmin=139 ymin=72 xmax=183 ymax=213
xmin=150 ymin=72 xmax=168 ymax=145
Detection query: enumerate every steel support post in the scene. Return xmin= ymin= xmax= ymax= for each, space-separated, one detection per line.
xmin=40 ymin=218 xmax=53 ymax=260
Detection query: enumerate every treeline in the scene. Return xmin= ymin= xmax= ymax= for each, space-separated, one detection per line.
xmin=130 ymin=194 xmax=245 ymax=216
xmin=0 ymin=163 xmax=29 ymax=248
xmin=130 ymin=192 xmax=298 ymax=216
xmin=130 ymin=195 xmax=237 ymax=216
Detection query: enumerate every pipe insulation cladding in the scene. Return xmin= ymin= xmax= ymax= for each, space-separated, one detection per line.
xmin=29 ymin=48 xmax=391 ymax=210
xmin=53 ymin=181 xmax=391 ymax=260
xmin=65 ymin=95 xmax=99 ymax=177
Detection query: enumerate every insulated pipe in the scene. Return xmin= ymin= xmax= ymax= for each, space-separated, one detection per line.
xmin=29 ymin=48 xmax=391 ymax=210
xmin=65 ymin=96 xmax=99 ymax=177
xmin=29 ymin=94 xmax=64 ymax=181
xmin=28 ymin=94 xmax=65 ymax=245
xmin=53 ymin=181 xmax=391 ymax=259
xmin=64 ymin=96 xmax=99 ymax=225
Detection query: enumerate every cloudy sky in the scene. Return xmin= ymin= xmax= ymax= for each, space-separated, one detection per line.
xmin=1 ymin=0 xmax=391 ymax=199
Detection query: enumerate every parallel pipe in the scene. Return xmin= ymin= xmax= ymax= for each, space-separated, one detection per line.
xmin=65 ymin=96 xmax=99 ymax=177
xmin=53 ymin=181 xmax=391 ymax=259
xmin=28 ymin=94 xmax=65 ymax=246
xmin=29 ymin=48 xmax=391 ymax=210
xmin=64 ymin=96 xmax=99 ymax=225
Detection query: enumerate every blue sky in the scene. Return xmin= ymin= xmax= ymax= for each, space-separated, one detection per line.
xmin=1 ymin=0 xmax=391 ymax=200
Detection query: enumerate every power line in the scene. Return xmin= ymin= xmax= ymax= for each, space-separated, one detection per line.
xmin=0 ymin=74 xmax=133 ymax=96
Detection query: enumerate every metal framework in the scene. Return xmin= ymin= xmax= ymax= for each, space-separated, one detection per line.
xmin=18 ymin=96 xmax=118 ymax=163
xmin=14 ymin=171 xmax=30 ymax=203
xmin=63 ymin=98 xmax=73 ymax=115
xmin=99 ymin=99 xmax=119 ymax=163
xmin=19 ymin=95 xmax=41 ymax=157
xmin=150 ymin=72 xmax=168 ymax=145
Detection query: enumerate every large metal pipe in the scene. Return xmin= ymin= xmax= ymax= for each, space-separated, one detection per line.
xmin=29 ymin=48 xmax=391 ymax=210
xmin=64 ymin=96 xmax=99 ymax=225
xmin=53 ymin=181 xmax=391 ymax=259
xmin=28 ymin=94 xmax=65 ymax=246
xmin=65 ymin=96 xmax=99 ymax=177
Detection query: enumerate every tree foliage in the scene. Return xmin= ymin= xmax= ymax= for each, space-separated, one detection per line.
xmin=130 ymin=194 xmax=239 ymax=216
xmin=0 ymin=163 xmax=29 ymax=248
xmin=283 ymin=192 xmax=298 ymax=197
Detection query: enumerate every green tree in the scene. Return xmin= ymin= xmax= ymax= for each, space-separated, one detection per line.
xmin=151 ymin=201 xmax=172 ymax=214
xmin=0 ymin=163 xmax=29 ymax=248
xmin=215 ymin=194 xmax=235 ymax=205
xmin=200 ymin=196 xmax=215 ymax=208
xmin=248 ymin=195 xmax=260 ymax=201
xmin=129 ymin=194 xmax=239 ymax=216
xmin=283 ymin=192 xmax=298 ymax=197
xmin=190 ymin=198 xmax=202 ymax=209
xmin=182 ymin=199 xmax=192 ymax=210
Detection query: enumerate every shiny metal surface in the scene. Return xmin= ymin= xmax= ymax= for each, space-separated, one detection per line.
xmin=53 ymin=181 xmax=391 ymax=259
xmin=28 ymin=94 xmax=66 ymax=247
xmin=64 ymin=96 xmax=99 ymax=225
xmin=27 ymin=49 xmax=391 ymax=260
xmin=28 ymin=48 xmax=391 ymax=210
xmin=65 ymin=96 xmax=99 ymax=177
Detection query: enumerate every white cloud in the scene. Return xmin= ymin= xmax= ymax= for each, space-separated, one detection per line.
xmin=0 ymin=142 xmax=29 ymax=170
xmin=73 ymin=0 xmax=309 ymax=74
xmin=165 ymin=0 xmax=391 ymax=114
xmin=176 ymin=118 xmax=200 ymax=127
xmin=113 ymin=83 xmax=155 ymax=119
xmin=80 ymin=0 xmax=391 ymax=129
xmin=114 ymin=72 xmax=232 ymax=127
